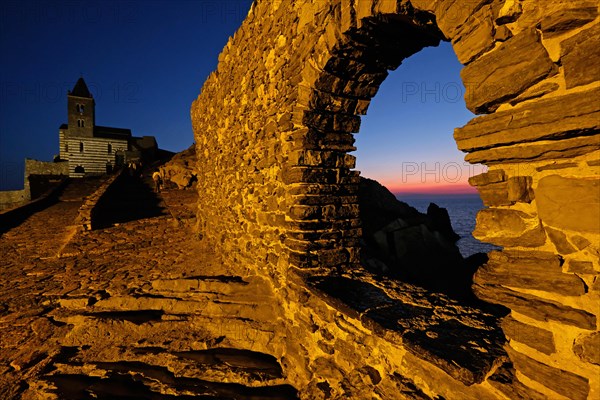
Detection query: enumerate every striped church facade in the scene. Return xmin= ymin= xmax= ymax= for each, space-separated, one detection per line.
xmin=59 ymin=129 xmax=128 ymax=177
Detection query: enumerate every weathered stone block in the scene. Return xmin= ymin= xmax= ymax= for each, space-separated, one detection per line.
xmin=475 ymin=175 xmax=533 ymax=206
xmin=536 ymin=175 xmax=600 ymax=233
xmin=282 ymin=166 xmax=339 ymax=185
xmin=571 ymin=235 xmax=592 ymax=251
xmin=478 ymin=182 xmax=512 ymax=207
xmin=461 ymin=28 xmax=555 ymax=113
xmin=541 ymin=5 xmax=598 ymax=36
xmin=303 ymin=110 xmax=361 ymax=133
xmin=340 ymin=0 xmax=357 ymax=32
xmin=574 ymin=332 xmax=600 ymax=365
xmin=473 ymin=209 xmax=546 ymax=247
xmin=318 ymin=248 xmax=349 ymax=266
xmin=455 ymin=87 xmax=600 ymax=152
xmin=488 ymin=363 xmax=546 ymax=400
xmin=434 ymin=0 xmax=489 ymax=39
xmin=322 ymin=203 xmax=359 ymax=219
xmin=535 ymin=162 xmax=578 ymax=172
xmin=451 ymin=5 xmax=495 ymax=64
xmin=508 ymin=81 xmax=559 ymax=106
xmin=494 ymin=25 xmax=512 ymax=42
xmin=355 ymin=0 xmax=373 ymax=21
xmin=465 ymin=135 xmax=600 ymax=164
xmin=373 ymin=0 xmax=397 ymax=14
xmin=501 ymin=315 xmax=555 ymax=355
xmin=468 ymin=169 xmax=506 ymax=186
xmin=474 ymin=250 xmax=586 ymax=296
xmin=507 ymin=176 xmax=533 ymax=203
xmin=310 ymin=90 xmax=357 ymax=114
xmin=592 ymin=277 xmax=600 ymax=292
xmin=288 ymin=249 xmax=321 ymax=269
xmin=295 ymin=150 xmax=355 ymax=168
xmin=496 ymin=0 xmax=522 ymax=25
xmin=473 ymin=284 xmax=596 ymax=330
xmin=289 ymin=205 xmax=322 ymax=220
xmin=561 ymin=23 xmax=600 ymax=89
xmin=545 ymin=226 xmax=577 ymax=255
xmin=568 ymin=260 xmax=596 ymax=275
xmin=506 ymin=346 xmax=590 ymax=400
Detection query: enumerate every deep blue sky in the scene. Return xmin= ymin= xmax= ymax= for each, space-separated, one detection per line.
xmin=0 ymin=0 xmax=477 ymax=192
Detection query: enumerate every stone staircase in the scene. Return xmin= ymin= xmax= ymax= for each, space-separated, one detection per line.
xmin=31 ymin=274 xmax=297 ymax=399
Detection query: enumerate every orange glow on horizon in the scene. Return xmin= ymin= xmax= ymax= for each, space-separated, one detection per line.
xmin=363 ymin=162 xmax=486 ymax=196
xmin=385 ymin=182 xmax=477 ymax=195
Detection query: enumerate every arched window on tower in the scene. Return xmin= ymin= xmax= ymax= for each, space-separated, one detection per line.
xmin=65 ymin=143 xmax=69 ymax=153
xmin=79 ymin=142 xmax=84 ymax=152
xmin=108 ymin=143 xmax=112 ymax=154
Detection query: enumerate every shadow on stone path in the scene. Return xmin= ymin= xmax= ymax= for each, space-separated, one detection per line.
xmin=92 ymin=172 xmax=169 ymax=229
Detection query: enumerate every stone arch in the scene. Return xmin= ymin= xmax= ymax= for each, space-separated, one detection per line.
xmin=290 ymin=6 xmax=445 ymax=271
xmin=192 ymin=1 xmax=599 ymax=397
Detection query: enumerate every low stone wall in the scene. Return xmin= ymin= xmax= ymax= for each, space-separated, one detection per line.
xmin=0 ymin=159 xmax=69 ymax=211
xmin=0 ymin=178 xmax=68 ymax=234
xmin=24 ymin=159 xmax=69 ymax=176
xmin=275 ymin=270 xmax=514 ymax=399
xmin=0 ymin=190 xmax=29 ymax=211
xmin=75 ymin=171 xmax=123 ymax=231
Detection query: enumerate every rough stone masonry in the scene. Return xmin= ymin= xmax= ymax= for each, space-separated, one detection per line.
xmin=191 ymin=1 xmax=600 ymax=398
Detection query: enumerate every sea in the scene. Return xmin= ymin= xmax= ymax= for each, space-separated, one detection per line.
xmin=396 ymin=194 xmax=499 ymax=258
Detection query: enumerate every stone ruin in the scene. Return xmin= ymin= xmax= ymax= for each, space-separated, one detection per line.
xmin=190 ymin=0 xmax=599 ymax=398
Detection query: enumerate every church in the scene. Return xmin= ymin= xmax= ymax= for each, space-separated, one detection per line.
xmin=58 ymin=77 xmax=158 ymax=177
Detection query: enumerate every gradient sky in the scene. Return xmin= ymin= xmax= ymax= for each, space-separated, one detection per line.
xmin=0 ymin=0 xmax=482 ymax=194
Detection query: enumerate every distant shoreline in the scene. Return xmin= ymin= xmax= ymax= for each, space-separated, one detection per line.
xmin=396 ymin=192 xmax=480 ymax=199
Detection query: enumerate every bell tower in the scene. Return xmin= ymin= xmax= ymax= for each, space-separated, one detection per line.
xmin=67 ymin=77 xmax=95 ymax=137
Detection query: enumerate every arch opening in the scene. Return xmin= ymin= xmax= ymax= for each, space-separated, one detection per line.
xmin=298 ymin=11 xmax=505 ymax=303
xmin=296 ymin=13 xmax=445 ymax=271
xmin=353 ymin=42 xmax=502 ymax=298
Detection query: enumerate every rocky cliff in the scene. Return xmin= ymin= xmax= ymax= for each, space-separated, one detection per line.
xmin=159 ymin=144 xmax=197 ymax=190
xmin=358 ymin=177 xmax=478 ymax=299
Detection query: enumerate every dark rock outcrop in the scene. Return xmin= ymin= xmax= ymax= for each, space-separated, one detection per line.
xmin=160 ymin=144 xmax=197 ymax=190
xmin=358 ymin=177 xmax=477 ymax=300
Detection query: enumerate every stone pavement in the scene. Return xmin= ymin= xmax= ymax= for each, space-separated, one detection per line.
xmin=0 ymin=175 xmax=298 ymax=399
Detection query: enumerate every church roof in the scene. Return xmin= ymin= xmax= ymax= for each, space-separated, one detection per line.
xmin=94 ymin=125 xmax=132 ymax=139
xmin=69 ymin=77 xmax=92 ymax=98
xmin=59 ymin=124 xmax=131 ymax=140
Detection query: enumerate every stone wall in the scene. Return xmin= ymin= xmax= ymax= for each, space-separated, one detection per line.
xmin=0 ymin=159 xmax=69 ymax=210
xmin=191 ymin=0 xmax=600 ymax=398
xmin=74 ymin=170 xmax=122 ymax=231
xmin=24 ymin=158 xmax=70 ymax=177
xmin=0 ymin=189 xmax=29 ymax=211
xmin=24 ymin=159 xmax=69 ymax=199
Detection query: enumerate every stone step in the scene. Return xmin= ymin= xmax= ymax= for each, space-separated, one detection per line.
xmin=150 ymin=275 xmax=274 ymax=298
xmin=30 ymin=345 xmax=298 ymax=400
xmin=50 ymin=312 xmax=279 ymax=355
xmin=59 ymin=295 xmax=277 ymax=321
xmin=52 ymin=346 xmax=288 ymax=386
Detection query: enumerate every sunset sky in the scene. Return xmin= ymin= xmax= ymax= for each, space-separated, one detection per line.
xmin=0 ymin=0 xmax=481 ymax=194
